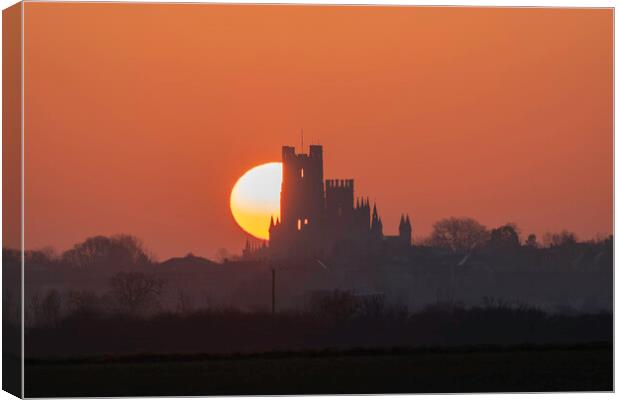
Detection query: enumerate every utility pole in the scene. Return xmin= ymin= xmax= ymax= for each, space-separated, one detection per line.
xmin=271 ymin=268 xmax=276 ymax=314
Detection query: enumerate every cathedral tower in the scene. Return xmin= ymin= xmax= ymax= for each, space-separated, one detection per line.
xmin=399 ymin=214 xmax=412 ymax=246
xmin=264 ymin=143 xmax=408 ymax=260
xmin=280 ymin=145 xmax=324 ymax=233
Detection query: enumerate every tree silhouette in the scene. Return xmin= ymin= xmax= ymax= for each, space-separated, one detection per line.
xmin=487 ymin=223 xmax=520 ymax=253
xmin=28 ymin=290 xmax=61 ymax=327
xmin=65 ymin=290 xmax=101 ymax=317
xmin=310 ymin=290 xmax=357 ymax=320
xmin=525 ymin=234 xmax=538 ymax=248
xmin=429 ymin=217 xmax=489 ymax=253
xmin=62 ymin=234 xmax=152 ymax=269
xmin=543 ymin=230 xmax=577 ymax=248
xmin=109 ymin=272 xmax=164 ymax=315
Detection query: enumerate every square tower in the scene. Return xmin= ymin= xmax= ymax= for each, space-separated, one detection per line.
xmin=280 ymin=145 xmax=324 ymax=233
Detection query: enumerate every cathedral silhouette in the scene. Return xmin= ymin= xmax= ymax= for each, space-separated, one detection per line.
xmin=244 ymin=144 xmax=411 ymax=259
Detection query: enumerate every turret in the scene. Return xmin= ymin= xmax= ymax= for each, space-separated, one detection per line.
xmin=309 ymin=144 xmax=323 ymax=160
xmin=370 ymin=203 xmax=383 ymax=239
xmin=399 ymin=213 xmax=412 ymax=246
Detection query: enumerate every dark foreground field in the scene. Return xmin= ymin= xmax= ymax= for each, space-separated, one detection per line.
xmin=25 ymin=344 xmax=612 ymax=397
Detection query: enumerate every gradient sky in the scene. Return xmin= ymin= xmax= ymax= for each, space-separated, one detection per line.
xmin=22 ymin=4 xmax=612 ymax=260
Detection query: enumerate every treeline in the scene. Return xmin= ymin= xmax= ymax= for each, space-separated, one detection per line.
xmin=5 ymin=218 xmax=612 ymax=269
xmin=422 ymin=217 xmax=590 ymax=252
xmin=23 ymin=272 xmax=166 ymax=328
xmin=3 ymin=217 xmax=613 ymax=325
xmin=5 ymin=234 xmax=154 ymax=271
xmin=23 ymin=292 xmax=611 ymax=358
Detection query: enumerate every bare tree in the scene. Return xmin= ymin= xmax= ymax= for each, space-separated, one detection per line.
xmin=176 ymin=290 xmax=195 ymax=315
xmin=25 ymin=247 xmax=57 ymax=267
xmin=357 ymin=294 xmax=386 ymax=318
xmin=543 ymin=230 xmax=577 ymax=248
xmin=65 ymin=290 xmax=100 ymax=317
xmin=62 ymin=234 xmax=152 ymax=269
xmin=42 ymin=290 xmax=62 ymax=326
xmin=28 ymin=290 xmax=61 ymax=327
xmin=525 ymin=234 xmax=538 ymax=248
xmin=429 ymin=217 xmax=489 ymax=253
xmin=487 ymin=223 xmax=521 ymax=253
xmin=310 ymin=290 xmax=357 ymax=320
xmin=109 ymin=272 xmax=164 ymax=315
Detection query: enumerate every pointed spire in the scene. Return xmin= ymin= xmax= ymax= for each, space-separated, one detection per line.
xmin=269 ymin=215 xmax=275 ymax=229
xmin=406 ymin=214 xmax=411 ymax=226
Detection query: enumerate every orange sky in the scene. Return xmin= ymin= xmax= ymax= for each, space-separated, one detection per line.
xmin=22 ymin=4 xmax=612 ymax=260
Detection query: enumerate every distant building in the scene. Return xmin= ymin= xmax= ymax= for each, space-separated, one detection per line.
xmin=253 ymin=144 xmax=412 ymax=260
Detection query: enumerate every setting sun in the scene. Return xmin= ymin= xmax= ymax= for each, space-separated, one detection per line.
xmin=230 ymin=162 xmax=282 ymax=240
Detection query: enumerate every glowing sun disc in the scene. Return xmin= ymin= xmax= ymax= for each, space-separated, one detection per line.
xmin=230 ymin=162 xmax=282 ymax=240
